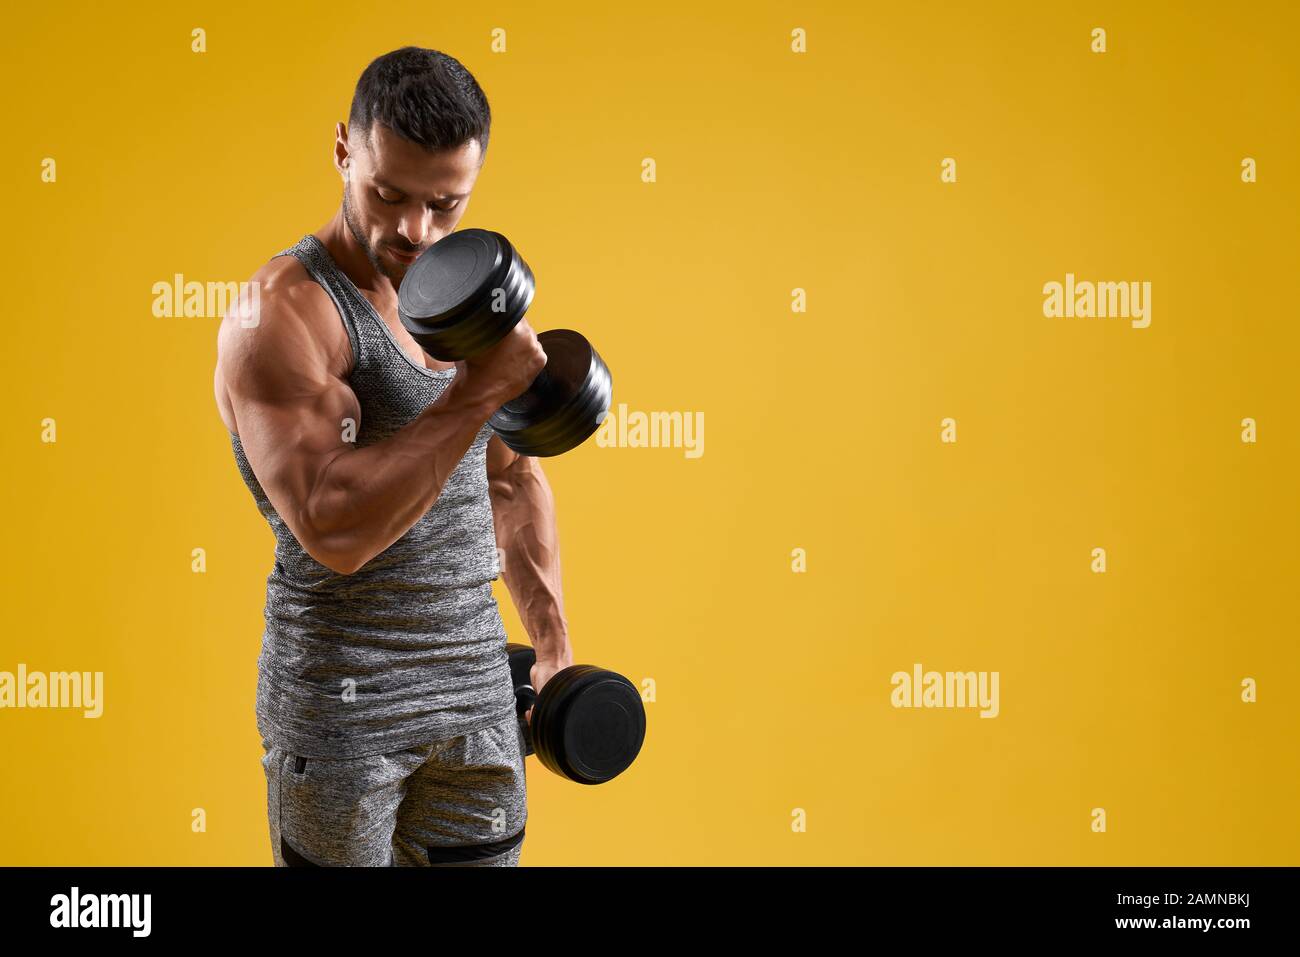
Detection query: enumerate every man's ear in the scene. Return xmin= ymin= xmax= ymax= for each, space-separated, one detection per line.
xmin=333 ymin=122 xmax=351 ymax=178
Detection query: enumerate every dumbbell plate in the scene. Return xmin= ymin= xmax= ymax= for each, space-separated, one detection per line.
xmin=489 ymin=329 xmax=613 ymax=457
xmin=398 ymin=228 xmax=535 ymax=360
xmin=558 ymin=671 xmax=646 ymax=784
xmin=533 ymin=665 xmax=646 ymax=785
xmin=506 ymin=642 xmax=537 ymax=756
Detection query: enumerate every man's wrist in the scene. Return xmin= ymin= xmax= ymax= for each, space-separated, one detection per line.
xmin=529 ymin=628 xmax=572 ymax=663
xmin=442 ymin=373 xmax=501 ymax=422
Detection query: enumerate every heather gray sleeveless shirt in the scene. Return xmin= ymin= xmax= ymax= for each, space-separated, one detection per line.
xmin=229 ymin=234 xmax=516 ymax=759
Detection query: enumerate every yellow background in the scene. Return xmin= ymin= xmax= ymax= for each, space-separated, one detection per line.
xmin=2 ymin=0 xmax=1297 ymax=865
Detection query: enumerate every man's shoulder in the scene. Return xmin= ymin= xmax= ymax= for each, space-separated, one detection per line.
xmin=250 ymin=249 xmax=333 ymax=321
xmin=216 ymin=244 xmax=349 ymax=374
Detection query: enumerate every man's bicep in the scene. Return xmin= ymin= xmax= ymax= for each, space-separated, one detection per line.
xmin=222 ymin=303 xmax=361 ymax=540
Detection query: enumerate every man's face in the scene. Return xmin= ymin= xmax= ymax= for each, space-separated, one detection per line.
xmin=337 ymin=122 xmax=482 ymax=283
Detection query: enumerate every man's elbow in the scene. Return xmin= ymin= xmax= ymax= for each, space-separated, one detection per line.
xmin=487 ymin=451 xmax=540 ymax=503
xmin=302 ymin=539 xmax=366 ymax=576
xmin=292 ymin=489 xmax=369 ymax=575
xmin=487 ymin=472 xmax=517 ymax=504
xmin=296 ymin=519 xmax=368 ymax=576
xmin=317 ymin=551 xmax=366 ymax=576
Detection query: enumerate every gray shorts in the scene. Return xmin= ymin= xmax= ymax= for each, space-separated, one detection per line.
xmin=259 ymin=712 xmax=528 ymax=866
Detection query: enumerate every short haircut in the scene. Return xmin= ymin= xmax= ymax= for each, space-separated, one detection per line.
xmin=348 ymin=47 xmax=491 ymax=157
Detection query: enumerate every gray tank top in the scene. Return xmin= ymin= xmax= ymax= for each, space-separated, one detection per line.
xmin=230 ymin=234 xmax=516 ymax=759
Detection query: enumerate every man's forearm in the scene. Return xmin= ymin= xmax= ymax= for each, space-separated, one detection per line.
xmin=302 ymin=377 xmax=496 ymax=574
xmin=489 ymin=455 xmax=571 ymax=661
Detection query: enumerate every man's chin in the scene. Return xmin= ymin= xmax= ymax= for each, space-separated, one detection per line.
xmin=363 ymin=247 xmax=403 ymax=283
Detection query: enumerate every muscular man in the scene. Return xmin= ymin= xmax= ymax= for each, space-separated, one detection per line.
xmin=213 ymin=47 xmax=572 ymax=866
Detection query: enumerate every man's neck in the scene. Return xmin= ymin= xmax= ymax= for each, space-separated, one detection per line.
xmin=314 ymin=211 xmax=397 ymax=301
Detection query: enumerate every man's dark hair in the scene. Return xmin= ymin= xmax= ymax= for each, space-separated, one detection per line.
xmin=348 ymin=47 xmax=491 ymax=157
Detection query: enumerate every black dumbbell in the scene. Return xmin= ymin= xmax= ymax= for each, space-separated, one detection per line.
xmin=506 ymin=642 xmax=646 ymax=785
xmin=398 ymin=229 xmax=613 ymax=457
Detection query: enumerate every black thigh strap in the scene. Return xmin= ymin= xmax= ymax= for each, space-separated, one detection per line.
xmin=424 ymin=827 xmax=526 ymax=864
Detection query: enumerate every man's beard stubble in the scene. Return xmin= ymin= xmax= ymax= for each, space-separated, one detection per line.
xmin=342 ymin=175 xmax=400 ymax=283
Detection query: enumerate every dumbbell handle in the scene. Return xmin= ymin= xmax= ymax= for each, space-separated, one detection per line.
xmin=526 ymin=361 xmax=565 ymax=403
xmin=532 ymin=361 xmax=555 ymax=391
xmin=497 ymin=360 xmax=565 ymax=415
xmin=514 ymin=683 xmax=537 ymax=718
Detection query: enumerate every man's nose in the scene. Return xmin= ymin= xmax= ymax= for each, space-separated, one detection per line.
xmin=396 ymin=209 xmax=432 ymax=248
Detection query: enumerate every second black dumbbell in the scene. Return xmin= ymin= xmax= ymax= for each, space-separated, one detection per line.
xmin=507 ymin=643 xmax=646 ymax=785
